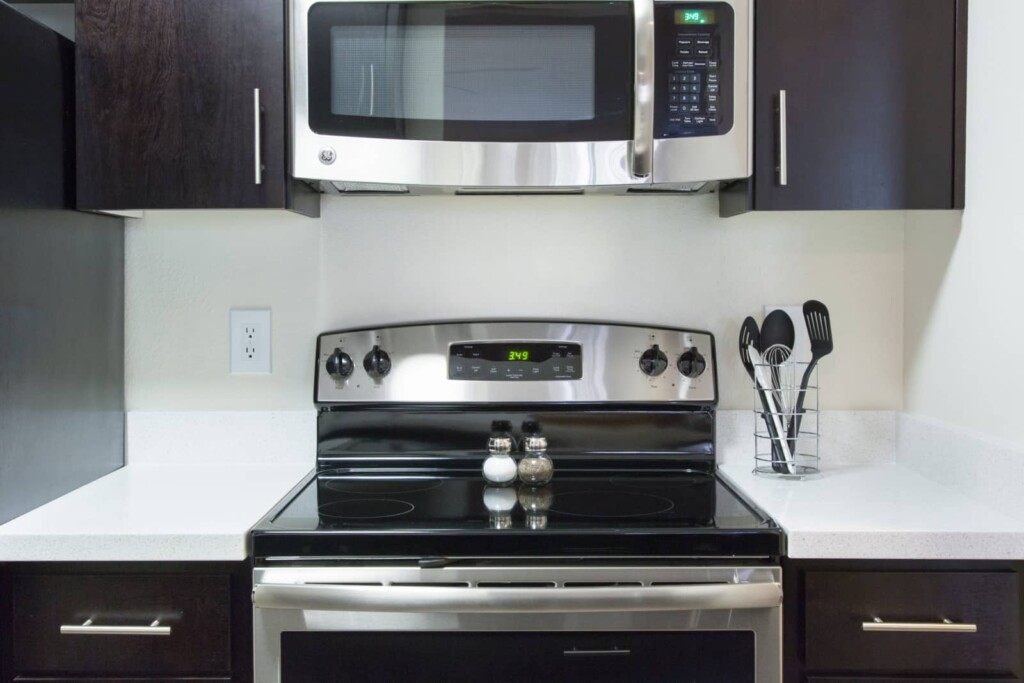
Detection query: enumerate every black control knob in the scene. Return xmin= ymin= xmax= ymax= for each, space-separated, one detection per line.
xmin=363 ymin=345 xmax=392 ymax=378
xmin=325 ymin=348 xmax=354 ymax=378
xmin=638 ymin=344 xmax=668 ymax=377
xmin=677 ymin=347 xmax=707 ymax=379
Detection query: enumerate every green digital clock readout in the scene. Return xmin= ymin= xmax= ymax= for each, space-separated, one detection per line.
xmin=507 ymin=350 xmax=530 ymax=361
xmin=676 ymin=9 xmax=716 ymax=24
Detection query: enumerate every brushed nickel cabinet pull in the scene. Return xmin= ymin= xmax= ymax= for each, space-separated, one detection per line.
xmin=60 ymin=617 xmax=172 ymax=636
xmin=254 ymin=88 xmax=263 ymax=185
xmin=777 ymin=89 xmax=788 ymax=186
xmin=862 ymin=617 xmax=977 ymax=633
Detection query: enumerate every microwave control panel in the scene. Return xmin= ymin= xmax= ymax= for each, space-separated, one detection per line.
xmin=655 ymin=2 xmax=734 ymax=138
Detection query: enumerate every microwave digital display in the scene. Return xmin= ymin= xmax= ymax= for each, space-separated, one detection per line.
xmin=676 ymin=9 xmax=716 ymax=24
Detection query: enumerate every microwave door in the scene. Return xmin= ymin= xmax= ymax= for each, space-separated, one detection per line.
xmin=291 ymin=0 xmax=654 ymax=188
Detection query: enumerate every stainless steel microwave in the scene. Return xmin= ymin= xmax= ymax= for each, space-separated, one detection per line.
xmin=290 ymin=0 xmax=751 ymax=193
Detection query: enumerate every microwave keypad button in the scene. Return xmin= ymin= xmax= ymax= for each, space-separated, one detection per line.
xmin=695 ymin=36 xmax=712 ymax=47
xmin=707 ymin=83 xmax=719 ymax=94
xmin=669 ymin=94 xmax=682 ymax=104
xmin=707 ymin=103 xmax=719 ymax=114
xmin=708 ymin=60 xmax=719 ymax=69
xmin=707 ymin=93 xmax=719 ymax=104
xmin=687 ymin=104 xmax=701 ymax=113
xmin=682 ymin=115 xmax=694 ymax=125
xmin=669 ymin=73 xmax=681 ymax=83
xmin=676 ymin=37 xmax=694 ymax=48
xmin=694 ymin=115 xmax=708 ymax=125
xmin=695 ymin=47 xmax=711 ymax=57
xmin=677 ymin=48 xmax=694 ymax=57
xmin=669 ymin=83 xmax=681 ymax=93
xmin=708 ymin=115 xmax=718 ymax=124
xmin=707 ymin=72 xmax=719 ymax=85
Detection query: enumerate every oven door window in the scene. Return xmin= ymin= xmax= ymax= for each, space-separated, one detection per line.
xmin=281 ymin=630 xmax=755 ymax=682
xmin=306 ymin=2 xmax=633 ymax=142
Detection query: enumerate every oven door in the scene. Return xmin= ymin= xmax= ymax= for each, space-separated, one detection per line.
xmin=253 ymin=565 xmax=782 ymax=682
xmin=291 ymin=0 xmax=654 ymax=188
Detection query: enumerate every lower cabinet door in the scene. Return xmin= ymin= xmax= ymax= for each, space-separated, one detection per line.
xmin=14 ymin=679 xmax=231 ymax=682
xmin=808 ymin=679 xmax=1021 ymax=683
xmin=804 ymin=571 xmax=1020 ymax=677
xmin=281 ymin=631 xmax=757 ymax=683
xmin=12 ymin=572 xmax=232 ymax=677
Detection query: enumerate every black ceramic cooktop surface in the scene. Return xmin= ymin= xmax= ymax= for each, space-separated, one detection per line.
xmin=251 ymin=469 xmax=783 ymax=561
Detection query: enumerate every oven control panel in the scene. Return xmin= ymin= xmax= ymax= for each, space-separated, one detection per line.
xmin=315 ymin=322 xmax=717 ymax=404
xmin=655 ymin=2 xmax=734 ymax=138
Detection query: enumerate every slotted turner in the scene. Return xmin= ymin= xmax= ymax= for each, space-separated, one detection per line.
xmin=787 ymin=300 xmax=834 ymax=452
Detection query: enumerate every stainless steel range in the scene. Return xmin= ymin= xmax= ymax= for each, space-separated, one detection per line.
xmin=251 ymin=321 xmax=783 ymax=682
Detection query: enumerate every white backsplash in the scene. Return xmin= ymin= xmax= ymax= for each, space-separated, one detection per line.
xmin=897 ymin=413 xmax=1024 ymax=519
xmin=126 ymin=411 xmax=316 ymax=466
xmin=716 ymin=410 xmax=896 ymax=469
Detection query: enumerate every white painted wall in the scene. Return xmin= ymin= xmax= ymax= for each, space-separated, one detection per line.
xmin=126 ymin=195 xmax=904 ymax=411
xmin=903 ymin=0 xmax=1024 ymax=448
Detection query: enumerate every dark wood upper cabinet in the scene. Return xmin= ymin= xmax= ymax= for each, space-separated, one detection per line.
xmin=721 ymin=0 xmax=967 ymax=214
xmin=75 ymin=0 xmax=318 ymax=216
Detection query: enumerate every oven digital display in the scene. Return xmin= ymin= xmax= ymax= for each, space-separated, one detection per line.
xmin=449 ymin=342 xmax=582 ymax=381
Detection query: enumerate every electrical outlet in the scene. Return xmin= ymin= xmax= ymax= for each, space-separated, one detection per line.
xmin=230 ymin=308 xmax=271 ymax=374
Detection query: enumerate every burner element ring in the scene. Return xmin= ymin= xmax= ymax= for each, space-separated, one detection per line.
xmin=319 ymin=498 xmax=416 ymax=520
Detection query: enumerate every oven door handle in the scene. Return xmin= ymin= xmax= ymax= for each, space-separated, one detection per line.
xmin=631 ymin=0 xmax=655 ymax=178
xmin=252 ymin=581 xmax=781 ymax=613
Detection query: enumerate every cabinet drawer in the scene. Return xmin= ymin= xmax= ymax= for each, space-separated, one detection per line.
xmin=12 ymin=572 xmax=231 ymax=676
xmin=805 ymin=571 xmax=1020 ymax=676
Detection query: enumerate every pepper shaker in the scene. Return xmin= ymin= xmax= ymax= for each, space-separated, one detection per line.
xmin=517 ymin=421 xmax=553 ymax=485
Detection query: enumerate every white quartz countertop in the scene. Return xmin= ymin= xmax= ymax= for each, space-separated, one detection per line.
xmin=0 ymin=463 xmax=312 ymax=562
xmin=719 ymin=462 xmax=1024 ymax=560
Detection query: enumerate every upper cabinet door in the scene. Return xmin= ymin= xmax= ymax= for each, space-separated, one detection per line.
xmin=726 ymin=0 xmax=966 ymax=213
xmin=76 ymin=0 xmax=318 ymax=215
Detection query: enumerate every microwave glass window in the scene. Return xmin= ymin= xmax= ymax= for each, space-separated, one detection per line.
xmin=330 ymin=25 xmax=596 ymax=122
xmin=307 ymin=2 xmax=632 ymax=142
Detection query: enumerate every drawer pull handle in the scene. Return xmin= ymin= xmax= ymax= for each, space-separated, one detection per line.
xmin=862 ymin=617 xmax=977 ymax=634
xmin=60 ymin=617 xmax=172 ymax=636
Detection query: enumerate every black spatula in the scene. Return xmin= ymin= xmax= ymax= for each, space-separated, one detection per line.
xmin=787 ymin=300 xmax=834 ymax=451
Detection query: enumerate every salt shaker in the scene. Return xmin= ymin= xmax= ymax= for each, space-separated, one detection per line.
xmin=483 ymin=420 xmax=517 ymax=486
xmin=517 ymin=421 xmax=553 ymax=485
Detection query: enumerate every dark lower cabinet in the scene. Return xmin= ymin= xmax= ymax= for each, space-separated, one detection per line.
xmin=0 ymin=562 xmax=252 ymax=683
xmin=721 ymin=0 xmax=968 ymax=214
xmin=785 ymin=559 xmax=1024 ymax=683
xmin=75 ymin=0 xmax=318 ymax=216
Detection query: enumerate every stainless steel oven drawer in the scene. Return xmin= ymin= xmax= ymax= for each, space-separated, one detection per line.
xmin=281 ymin=630 xmax=755 ymax=682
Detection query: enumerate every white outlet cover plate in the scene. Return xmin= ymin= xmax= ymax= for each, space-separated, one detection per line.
xmin=230 ymin=308 xmax=271 ymax=375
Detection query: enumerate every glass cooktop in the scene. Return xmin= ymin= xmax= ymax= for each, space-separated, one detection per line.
xmin=252 ymin=469 xmax=783 ymax=560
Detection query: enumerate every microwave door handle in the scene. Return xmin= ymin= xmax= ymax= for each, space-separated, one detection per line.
xmin=631 ymin=0 xmax=655 ymax=178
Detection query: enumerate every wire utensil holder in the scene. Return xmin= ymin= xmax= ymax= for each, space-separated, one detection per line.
xmin=753 ymin=358 xmax=820 ymax=479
